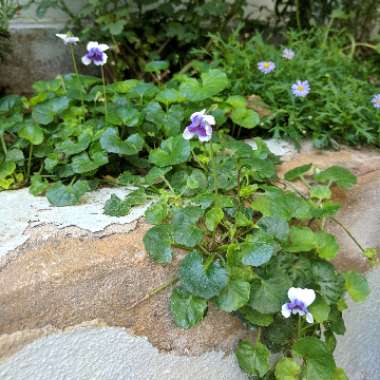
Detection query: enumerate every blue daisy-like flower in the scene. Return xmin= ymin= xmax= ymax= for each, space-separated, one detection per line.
xmin=282 ymin=48 xmax=295 ymax=60
xmin=258 ymin=61 xmax=276 ymax=74
xmin=292 ymin=80 xmax=310 ymax=97
xmin=371 ymin=94 xmax=380 ymax=109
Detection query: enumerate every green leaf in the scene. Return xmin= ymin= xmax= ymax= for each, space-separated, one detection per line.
xmin=239 ymin=306 xmax=274 ymax=327
xmin=226 ymin=95 xmax=247 ymax=108
xmin=287 ymin=226 xmax=316 ymax=252
xmin=144 ymin=60 xmax=169 ymax=73
xmin=156 ymin=89 xmax=183 ymax=105
xmin=315 ymin=232 xmax=339 ymax=260
xmin=275 ymin=358 xmax=301 ymax=380
xmin=32 ymin=96 xmax=70 ymax=125
xmin=144 ymin=166 xmax=172 ymax=186
xmin=205 ymin=207 xmax=224 ymax=232
xmin=143 ymin=224 xmax=173 ymax=264
xmin=56 ymin=130 xmax=92 ymax=156
xmin=29 ymin=175 xmax=49 ymax=196
xmin=201 ymin=69 xmax=229 ymax=97
xmin=344 ymin=271 xmax=370 ymax=302
xmin=258 ymin=216 xmax=289 ymax=241
xmin=231 ymin=107 xmax=260 ymax=129
xmin=250 ymin=275 xmax=290 ymax=314
xmin=46 ymin=180 xmax=90 ymax=207
xmin=18 ymin=123 xmax=44 ymax=145
xmin=149 ymin=136 xmax=190 ymax=167
xmin=241 ymin=242 xmax=277 ymax=267
xmin=172 ymin=223 xmax=203 ymax=248
xmin=0 ymin=161 xmax=16 ymax=179
xmin=314 ymin=166 xmax=357 ymax=189
xmin=180 ymin=251 xmax=228 ymax=299
xmin=284 ymin=163 xmax=312 ymax=181
xmin=252 ymin=191 xmax=312 ymax=221
xmin=100 ymin=128 xmax=144 ymax=155
xmin=236 ymin=340 xmax=270 ymax=378
xmin=215 ymin=280 xmax=250 ymax=312
xmin=145 ymin=202 xmax=168 ymax=225
xmin=71 ymin=151 xmax=109 ymax=174
xmin=103 ymin=189 xmax=146 ymax=217
xmin=108 ymin=19 xmax=126 ymax=35
xmin=293 ymin=337 xmax=336 ymax=380
xmin=334 ymin=368 xmax=349 ymax=380
xmin=172 ymin=206 xmax=204 ymax=225
xmin=310 ymin=185 xmax=331 ymax=200
xmin=170 ymin=287 xmax=207 ymax=329
xmin=309 ymin=297 xmax=331 ymax=323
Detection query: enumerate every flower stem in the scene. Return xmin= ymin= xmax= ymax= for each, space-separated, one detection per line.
xmin=330 ymin=217 xmax=365 ymax=253
xmin=101 ymin=66 xmax=108 ymax=124
xmin=208 ymin=142 xmax=218 ymax=194
xmin=26 ymin=144 xmax=33 ymax=183
xmin=125 ymin=276 xmax=178 ymax=312
xmin=70 ymin=45 xmax=84 ymax=109
xmin=0 ymin=134 xmax=7 ymax=155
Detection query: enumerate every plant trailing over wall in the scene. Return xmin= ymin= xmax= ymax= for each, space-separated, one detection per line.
xmin=137 ymin=120 xmax=373 ymax=379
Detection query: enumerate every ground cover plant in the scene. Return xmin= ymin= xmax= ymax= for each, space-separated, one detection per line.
xmin=194 ymin=28 xmax=380 ymax=148
xmin=0 ymin=23 xmax=377 ymax=380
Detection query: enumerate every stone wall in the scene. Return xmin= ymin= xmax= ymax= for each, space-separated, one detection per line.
xmin=0 ymin=141 xmax=379 ymax=379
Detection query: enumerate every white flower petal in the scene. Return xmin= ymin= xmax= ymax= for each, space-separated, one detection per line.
xmin=205 ymin=124 xmax=213 ymax=136
xmin=56 ymin=33 xmax=67 ymax=40
xmin=87 ymin=41 xmax=99 ymax=50
xmin=81 ymin=55 xmax=91 ymax=65
xmin=198 ymin=134 xmax=212 ymax=142
xmin=190 ymin=109 xmax=206 ymax=121
xmin=287 ymin=287 xmax=301 ymax=302
xmin=281 ymin=304 xmax=291 ymax=318
xmin=287 ymin=287 xmax=316 ymax=306
xmin=98 ymin=43 xmax=110 ymax=51
xmin=306 ymin=312 xmax=314 ymax=324
xmin=204 ymin=115 xmax=216 ymax=126
xmin=182 ymin=128 xmax=194 ymax=140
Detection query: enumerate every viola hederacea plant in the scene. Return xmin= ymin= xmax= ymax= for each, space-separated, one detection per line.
xmin=0 ymin=28 xmax=375 ymax=380
xmin=182 ymin=109 xmax=215 ymax=142
xmin=281 ymin=287 xmax=316 ymax=323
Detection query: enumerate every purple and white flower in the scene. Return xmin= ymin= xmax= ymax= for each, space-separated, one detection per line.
xmin=183 ymin=109 xmax=215 ymax=142
xmin=291 ymin=80 xmax=310 ymax=97
xmin=281 ymin=287 xmax=316 ymax=324
xmin=282 ymin=48 xmax=295 ymax=60
xmin=56 ymin=33 xmax=79 ymax=45
xmin=371 ymin=94 xmax=380 ymax=109
xmin=81 ymin=41 xmax=110 ymax=66
xmin=258 ymin=61 xmax=276 ymax=74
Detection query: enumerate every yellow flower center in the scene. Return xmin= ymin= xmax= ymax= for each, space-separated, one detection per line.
xmin=297 ymin=85 xmax=304 ymax=92
xmin=263 ymin=62 xmax=270 ymax=68
xmin=376 ymin=99 xmax=380 ymax=105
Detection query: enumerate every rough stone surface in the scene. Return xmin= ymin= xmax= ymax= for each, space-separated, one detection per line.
xmin=0 ymin=187 xmax=148 ymax=259
xmin=0 ymin=325 xmax=247 ymax=380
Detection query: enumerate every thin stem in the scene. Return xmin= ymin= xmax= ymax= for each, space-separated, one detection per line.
xmin=295 ymin=0 xmax=302 ymax=30
xmin=330 ymin=217 xmax=365 ymax=253
xmin=297 ymin=315 xmax=302 ymax=339
xmin=70 ymin=45 xmax=84 ymax=109
xmin=101 ymin=66 xmax=108 ymax=124
xmin=26 ymin=144 xmax=33 ymax=182
xmin=0 ymin=134 xmax=7 ymax=155
xmin=160 ymin=175 xmax=175 ymax=193
xmin=125 ymin=276 xmax=178 ymax=312
xmin=208 ymin=142 xmax=219 ymax=194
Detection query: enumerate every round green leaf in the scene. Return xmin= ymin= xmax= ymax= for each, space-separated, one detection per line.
xmin=205 ymin=207 xmax=224 ymax=232
xmin=143 ymin=224 xmax=173 ymax=264
xmin=215 ymin=280 xmax=250 ymax=312
xmin=236 ymin=340 xmax=270 ymax=378
xmin=170 ymin=287 xmax=207 ymax=329
xmin=180 ymin=251 xmax=228 ymax=299
xmin=19 ymin=123 xmax=44 ymax=145
xmin=275 ymin=358 xmax=301 ymax=380
xmin=231 ymin=107 xmax=260 ymax=129
xmin=172 ymin=223 xmax=203 ymax=248
xmin=343 ymin=271 xmax=370 ymax=302
xmin=149 ymin=136 xmax=190 ymax=167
